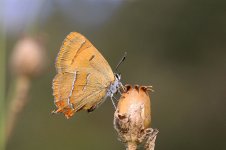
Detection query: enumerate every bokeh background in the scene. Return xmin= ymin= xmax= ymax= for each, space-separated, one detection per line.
xmin=1 ymin=0 xmax=226 ymax=150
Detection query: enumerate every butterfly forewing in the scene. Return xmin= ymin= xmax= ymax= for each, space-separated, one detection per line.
xmin=56 ymin=32 xmax=113 ymax=80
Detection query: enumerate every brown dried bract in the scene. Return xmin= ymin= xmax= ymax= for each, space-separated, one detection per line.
xmin=114 ymin=85 xmax=158 ymax=150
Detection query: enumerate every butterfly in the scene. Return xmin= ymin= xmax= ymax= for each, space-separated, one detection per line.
xmin=52 ymin=32 xmax=123 ymax=119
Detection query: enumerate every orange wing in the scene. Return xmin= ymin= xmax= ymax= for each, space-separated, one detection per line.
xmin=52 ymin=32 xmax=115 ymax=118
xmin=55 ymin=32 xmax=113 ymax=81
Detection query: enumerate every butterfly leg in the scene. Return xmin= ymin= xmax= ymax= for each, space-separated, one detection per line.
xmin=119 ymin=82 xmax=126 ymax=92
xmin=113 ymin=96 xmax=119 ymax=102
xmin=117 ymin=83 xmax=125 ymax=96
xmin=112 ymin=96 xmax=116 ymax=100
xmin=111 ymin=95 xmax=117 ymax=109
xmin=118 ymin=89 xmax=122 ymax=95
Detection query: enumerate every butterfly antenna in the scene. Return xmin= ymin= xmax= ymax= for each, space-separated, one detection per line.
xmin=115 ymin=52 xmax=127 ymax=72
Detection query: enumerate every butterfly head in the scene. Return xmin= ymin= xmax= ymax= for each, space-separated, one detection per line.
xmin=115 ymin=73 xmax=121 ymax=81
xmin=107 ymin=73 xmax=122 ymax=97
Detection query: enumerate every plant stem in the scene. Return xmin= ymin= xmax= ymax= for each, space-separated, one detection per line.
xmin=6 ymin=76 xmax=30 ymax=141
xmin=127 ymin=142 xmax=137 ymax=150
xmin=0 ymin=25 xmax=6 ymax=150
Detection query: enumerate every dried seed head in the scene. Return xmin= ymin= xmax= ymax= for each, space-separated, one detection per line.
xmin=10 ymin=36 xmax=47 ymax=77
xmin=114 ymin=84 xmax=154 ymax=149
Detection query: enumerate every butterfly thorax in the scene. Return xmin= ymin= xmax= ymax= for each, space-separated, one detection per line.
xmin=107 ymin=74 xmax=121 ymax=97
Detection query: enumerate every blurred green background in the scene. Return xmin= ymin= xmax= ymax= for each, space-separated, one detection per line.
xmin=1 ymin=0 xmax=226 ymax=150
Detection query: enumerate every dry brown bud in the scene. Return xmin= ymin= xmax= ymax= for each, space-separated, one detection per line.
xmin=10 ymin=36 xmax=47 ymax=77
xmin=114 ymin=85 xmax=158 ymax=150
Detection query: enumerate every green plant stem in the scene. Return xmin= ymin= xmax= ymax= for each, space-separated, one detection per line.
xmin=0 ymin=28 xmax=6 ymax=150
xmin=6 ymin=76 xmax=30 ymax=141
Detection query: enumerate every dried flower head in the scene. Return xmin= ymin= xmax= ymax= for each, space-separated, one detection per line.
xmin=10 ymin=36 xmax=47 ymax=77
xmin=114 ymin=85 xmax=158 ymax=150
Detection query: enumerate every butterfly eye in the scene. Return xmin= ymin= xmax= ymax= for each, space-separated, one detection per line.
xmin=115 ymin=73 xmax=121 ymax=80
